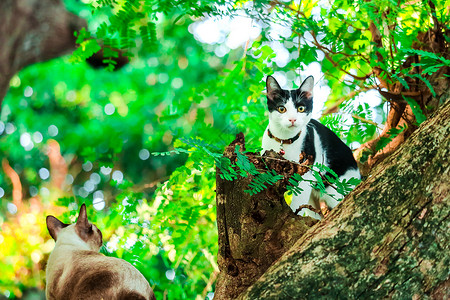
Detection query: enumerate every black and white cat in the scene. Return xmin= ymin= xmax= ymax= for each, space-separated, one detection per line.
xmin=262 ymin=75 xmax=360 ymax=219
xmin=46 ymin=204 xmax=156 ymax=300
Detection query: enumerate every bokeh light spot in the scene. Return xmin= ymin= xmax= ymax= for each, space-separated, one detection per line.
xmin=158 ymin=73 xmax=169 ymax=84
xmin=33 ymin=131 xmax=43 ymax=143
xmin=93 ymin=196 xmax=105 ymax=211
xmin=139 ymin=149 xmax=150 ymax=160
xmin=40 ymin=187 xmax=50 ymax=197
xmin=165 ymin=269 xmax=175 ymax=281
xmin=82 ymin=161 xmax=93 ymax=172
xmin=20 ymin=133 xmax=34 ymax=151
xmin=90 ymin=173 xmax=101 ymax=184
xmin=38 ymin=168 xmax=50 ymax=180
xmin=29 ymin=186 xmax=38 ymax=197
xmin=5 ymin=123 xmax=16 ymax=134
xmin=112 ymin=170 xmax=124 ymax=183
xmin=7 ymin=203 xmax=18 ymax=214
xmin=31 ymin=250 xmax=42 ymax=263
xmin=104 ymin=103 xmax=115 ymax=115
xmin=171 ymin=78 xmax=183 ymax=89
xmin=24 ymin=86 xmax=33 ymax=97
xmin=65 ymin=174 xmax=74 ymax=185
xmin=48 ymin=125 xmax=59 ymax=137
xmin=84 ymin=180 xmax=95 ymax=192
xmin=101 ymin=166 xmax=112 ymax=175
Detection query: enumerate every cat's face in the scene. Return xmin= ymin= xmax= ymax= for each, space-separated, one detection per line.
xmin=46 ymin=204 xmax=103 ymax=252
xmin=266 ymin=75 xmax=314 ymax=136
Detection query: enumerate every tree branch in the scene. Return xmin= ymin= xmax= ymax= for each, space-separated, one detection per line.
xmin=239 ymin=97 xmax=450 ymax=299
xmin=2 ymin=158 xmax=23 ymax=210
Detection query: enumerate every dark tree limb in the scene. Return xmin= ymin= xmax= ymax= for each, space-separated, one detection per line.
xmin=0 ymin=0 xmax=129 ymax=110
xmin=0 ymin=0 xmax=87 ymax=108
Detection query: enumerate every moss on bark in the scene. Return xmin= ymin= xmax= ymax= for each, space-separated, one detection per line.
xmin=239 ymin=100 xmax=450 ymax=299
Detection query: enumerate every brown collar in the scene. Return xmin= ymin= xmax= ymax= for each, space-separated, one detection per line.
xmin=267 ymin=129 xmax=301 ymax=145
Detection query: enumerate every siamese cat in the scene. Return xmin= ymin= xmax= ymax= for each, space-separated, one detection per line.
xmin=45 ymin=204 xmax=156 ymax=300
xmin=262 ymin=75 xmax=361 ymax=219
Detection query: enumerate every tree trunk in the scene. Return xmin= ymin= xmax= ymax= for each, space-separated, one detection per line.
xmin=214 ymin=135 xmax=318 ymax=299
xmin=215 ymin=99 xmax=449 ymax=299
xmin=0 ymin=0 xmax=128 ymax=110
xmin=0 ymin=0 xmax=87 ymax=108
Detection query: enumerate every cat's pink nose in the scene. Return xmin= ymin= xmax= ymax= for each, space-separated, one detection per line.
xmin=289 ymin=119 xmax=296 ymax=125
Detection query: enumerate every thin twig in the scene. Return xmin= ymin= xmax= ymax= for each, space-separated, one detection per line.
xmin=351 ymin=114 xmax=382 ymax=128
xmin=201 ymin=270 xmax=219 ymax=299
xmin=253 ymin=153 xmax=342 ymax=192
xmin=135 ymin=176 xmax=170 ymax=192
xmin=2 ymin=159 xmax=23 ymax=209
xmin=321 ymin=85 xmax=377 ymax=116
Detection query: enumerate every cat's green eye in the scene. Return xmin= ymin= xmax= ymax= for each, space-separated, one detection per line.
xmin=297 ymin=106 xmax=306 ymax=113
xmin=277 ymin=106 xmax=286 ymax=113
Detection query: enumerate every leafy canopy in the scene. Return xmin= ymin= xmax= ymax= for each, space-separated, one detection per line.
xmin=0 ymin=0 xmax=448 ymax=298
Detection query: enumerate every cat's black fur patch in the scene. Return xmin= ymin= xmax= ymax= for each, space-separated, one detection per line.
xmin=266 ymin=88 xmax=289 ymax=112
xmin=267 ymin=89 xmax=313 ymax=114
xmin=291 ymin=90 xmax=313 ymax=114
xmin=266 ymin=76 xmax=313 ymax=114
xmin=306 ymin=119 xmax=358 ymax=177
xmin=302 ymin=123 xmax=316 ymax=159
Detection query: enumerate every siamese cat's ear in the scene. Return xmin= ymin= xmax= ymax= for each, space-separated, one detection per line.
xmin=76 ymin=203 xmax=90 ymax=229
xmin=46 ymin=216 xmax=69 ymax=241
xmin=298 ymin=75 xmax=314 ymax=99
xmin=266 ymin=75 xmax=282 ymax=102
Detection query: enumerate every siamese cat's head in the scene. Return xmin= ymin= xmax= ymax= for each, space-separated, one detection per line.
xmin=46 ymin=203 xmax=103 ymax=252
xmin=266 ymin=75 xmax=314 ymax=138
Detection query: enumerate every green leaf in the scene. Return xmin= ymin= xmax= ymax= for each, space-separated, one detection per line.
xmin=245 ymin=170 xmax=284 ymax=196
xmin=404 ymin=97 xmax=427 ymax=124
xmin=70 ymin=39 xmax=101 ymax=63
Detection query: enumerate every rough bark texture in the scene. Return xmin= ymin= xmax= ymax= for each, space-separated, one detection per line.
xmin=214 ymin=134 xmax=318 ymax=299
xmin=236 ymin=99 xmax=450 ymax=299
xmin=0 ymin=0 xmax=87 ymax=108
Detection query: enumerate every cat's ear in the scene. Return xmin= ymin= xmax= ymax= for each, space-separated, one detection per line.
xmin=266 ymin=75 xmax=282 ymax=102
xmin=298 ymin=76 xmax=314 ymax=99
xmin=76 ymin=203 xmax=90 ymax=229
xmin=46 ymin=215 xmax=69 ymax=241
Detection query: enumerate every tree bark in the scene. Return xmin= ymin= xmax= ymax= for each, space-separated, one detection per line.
xmin=0 ymin=0 xmax=130 ymax=111
xmin=214 ymin=135 xmax=318 ymax=299
xmin=0 ymin=0 xmax=87 ymax=108
xmin=215 ymin=100 xmax=449 ymax=298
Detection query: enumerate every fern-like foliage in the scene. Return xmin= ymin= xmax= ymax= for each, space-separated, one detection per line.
xmin=234 ymin=145 xmax=259 ymax=177
xmin=140 ymin=22 xmax=158 ymax=52
xmin=404 ymin=97 xmax=427 ymax=125
xmin=155 ymin=136 xmax=361 ymax=201
xmin=71 ymin=0 xmax=219 ymax=70
xmin=287 ymin=173 xmax=304 ymax=196
xmin=245 ymin=170 xmax=284 ymax=196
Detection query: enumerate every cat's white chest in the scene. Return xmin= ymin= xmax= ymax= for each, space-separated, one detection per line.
xmin=261 ymin=127 xmax=304 ymax=162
